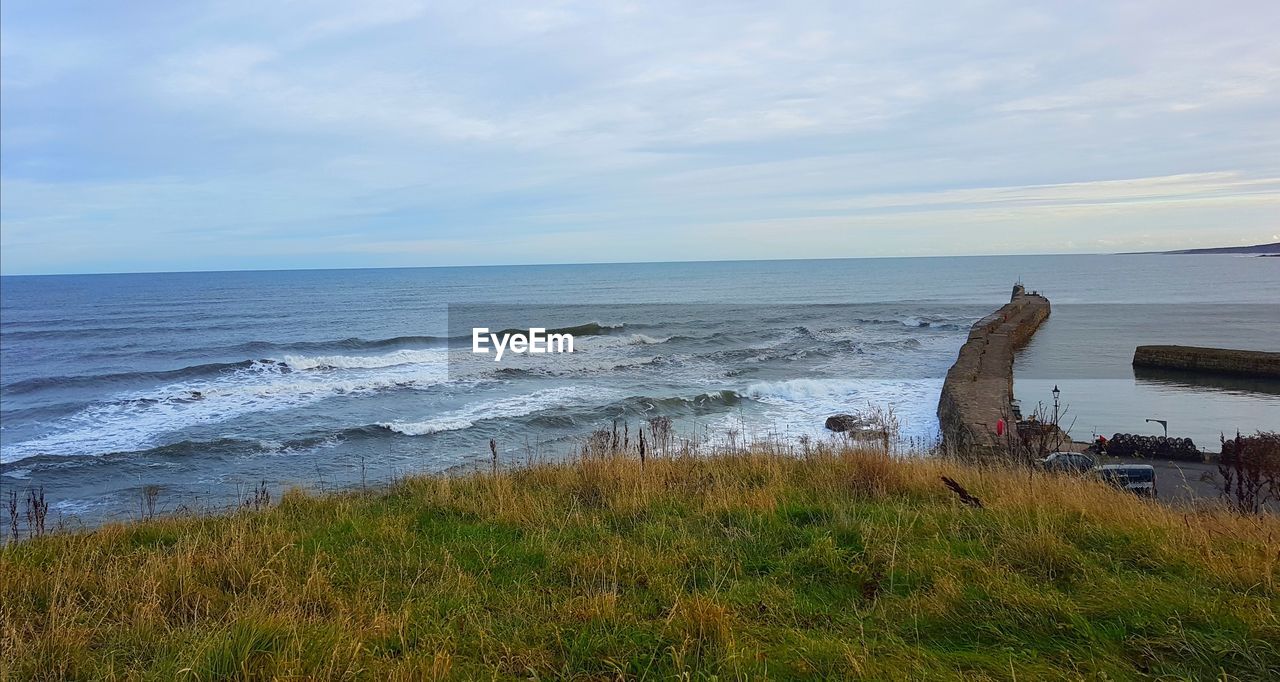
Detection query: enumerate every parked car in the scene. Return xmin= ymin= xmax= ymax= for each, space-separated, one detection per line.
xmin=1040 ymin=451 xmax=1096 ymax=473
xmin=1094 ymin=464 xmax=1157 ymax=498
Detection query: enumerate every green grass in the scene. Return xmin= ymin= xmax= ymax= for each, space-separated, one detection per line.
xmin=2 ymin=445 xmax=1278 ymax=680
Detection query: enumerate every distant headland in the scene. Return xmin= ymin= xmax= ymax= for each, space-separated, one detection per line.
xmin=1121 ymin=241 xmax=1280 ymax=255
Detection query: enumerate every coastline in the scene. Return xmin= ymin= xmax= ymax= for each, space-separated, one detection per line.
xmin=4 ymin=256 xmax=1278 ymax=529
xmin=5 ymin=284 xmax=1275 ymax=676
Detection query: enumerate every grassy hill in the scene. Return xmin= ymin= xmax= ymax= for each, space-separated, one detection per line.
xmin=3 ymin=444 xmax=1278 ymax=680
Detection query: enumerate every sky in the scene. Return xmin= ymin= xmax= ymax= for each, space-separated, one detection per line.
xmin=2 ymin=1 xmax=1278 ymax=275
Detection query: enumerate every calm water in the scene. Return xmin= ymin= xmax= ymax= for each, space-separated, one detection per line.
xmin=1 ymin=255 xmax=1277 ymax=526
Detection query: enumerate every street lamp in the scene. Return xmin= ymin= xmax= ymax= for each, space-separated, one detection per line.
xmin=1051 ymin=385 xmax=1060 ymax=424
xmin=1146 ymin=418 xmax=1168 ymax=437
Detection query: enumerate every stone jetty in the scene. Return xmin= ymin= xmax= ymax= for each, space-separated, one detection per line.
xmin=1133 ymin=345 xmax=1280 ymax=379
xmin=938 ymin=284 xmax=1051 ymax=452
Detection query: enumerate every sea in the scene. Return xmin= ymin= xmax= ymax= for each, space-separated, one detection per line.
xmin=2 ymin=254 xmax=1277 ymax=527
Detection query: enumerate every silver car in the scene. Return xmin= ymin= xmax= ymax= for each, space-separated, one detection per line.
xmin=1040 ymin=451 xmax=1096 ymax=474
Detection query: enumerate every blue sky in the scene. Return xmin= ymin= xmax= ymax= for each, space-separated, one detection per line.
xmin=2 ymin=1 xmax=1277 ymax=274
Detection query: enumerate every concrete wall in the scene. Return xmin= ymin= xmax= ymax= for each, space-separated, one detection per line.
xmin=938 ymin=286 xmax=1051 ymax=452
xmin=1133 ymin=345 xmax=1280 ymax=378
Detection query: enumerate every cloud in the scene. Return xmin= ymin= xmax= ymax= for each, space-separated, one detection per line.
xmin=161 ymin=45 xmax=277 ymax=97
xmin=2 ymin=1 xmax=1278 ymax=273
xmin=800 ymin=173 xmax=1280 ymax=212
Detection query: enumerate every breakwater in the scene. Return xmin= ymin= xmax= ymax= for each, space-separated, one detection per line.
xmin=1133 ymin=345 xmax=1280 ymax=379
xmin=938 ymin=284 xmax=1051 ymax=452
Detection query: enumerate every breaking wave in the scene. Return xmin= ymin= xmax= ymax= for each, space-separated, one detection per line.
xmin=281 ymin=348 xmax=444 ymax=371
xmin=229 ymin=335 xmax=446 ymax=354
xmin=0 ymin=360 xmax=448 ymax=463
xmin=745 ymin=378 xmax=870 ymax=402
xmin=3 ymin=360 xmax=267 ymax=395
xmin=377 ymin=385 xmax=593 ymax=436
xmin=7 ymin=346 xmax=448 ymax=399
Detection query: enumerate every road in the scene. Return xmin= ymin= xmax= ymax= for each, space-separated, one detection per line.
xmin=1099 ymin=456 xmax=1222 ymax=506
xmin=1059 ymin=440 xmax=1230 ymax=506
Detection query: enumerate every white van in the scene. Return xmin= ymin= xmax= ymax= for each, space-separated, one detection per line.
xmin=1094 ymin=464 xmax=1157 ymax=498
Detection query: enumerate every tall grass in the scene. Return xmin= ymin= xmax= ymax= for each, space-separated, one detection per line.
xmin=2 ymin=442 xmax=1278 ymax=680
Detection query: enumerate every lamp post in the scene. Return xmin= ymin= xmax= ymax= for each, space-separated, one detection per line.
xmin=1146 ymin=418 xmax=1168 ymax=437
xmin=1051 ymin=385 xmax=1060 ymax=424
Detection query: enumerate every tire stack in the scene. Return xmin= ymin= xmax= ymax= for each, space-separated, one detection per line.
xmin=1107 ymin=433 xmax=1200 ymax=461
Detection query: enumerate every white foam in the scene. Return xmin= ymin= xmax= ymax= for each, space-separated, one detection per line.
xmin=745 ymin=378 xmax=869 ymax=402
xmin=742 ymin=377 xmax=943 ymax=442
xmin=379 ymin=416 xmax=476 ymax=436
xmin=378 ymin=385 xmax=597 ymax=436
xmin=53 ymin=497 xmax=106 ymax=515
xmin=0 ymin=359 xmax=449 ymax=463
xmin=630 ymin=334 xmax=671 ymax=345
xmin=282 ymin=348 xmax=444 ymax=370
xmin=571 ymin=333 xmax=671 ymax=351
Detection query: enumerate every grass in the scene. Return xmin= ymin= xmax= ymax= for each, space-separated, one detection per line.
xmin=2 ymin=442 xmax=1278 ymax=680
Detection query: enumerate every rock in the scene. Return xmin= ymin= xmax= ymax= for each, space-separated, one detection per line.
xmin=825 ymin=414 xmax=868 ymax=433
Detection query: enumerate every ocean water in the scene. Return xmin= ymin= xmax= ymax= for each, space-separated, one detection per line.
xmin=1 ymin=255 xmax=1277 ymax=526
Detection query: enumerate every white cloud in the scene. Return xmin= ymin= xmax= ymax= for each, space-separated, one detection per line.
xmin=800 ymin=173 xmax=1280 ymax=212
xmin=2 ymin=0 xmax=1278 ymax=273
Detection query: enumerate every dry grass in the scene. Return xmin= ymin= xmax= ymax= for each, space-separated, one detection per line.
xmin=2 ymin=442 xmax=1278 ymax=680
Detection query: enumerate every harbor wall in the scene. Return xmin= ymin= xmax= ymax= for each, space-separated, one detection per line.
xmin=1133 ymin=345 xmax=1280 ymax=379
xmin=938 ymin=285 xmax=1051 ymax=452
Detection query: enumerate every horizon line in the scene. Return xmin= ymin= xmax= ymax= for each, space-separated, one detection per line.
xmin=0 ymin=250 xmax=1125 ymax=278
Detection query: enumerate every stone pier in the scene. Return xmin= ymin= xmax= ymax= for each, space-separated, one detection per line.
xmin=1133 ymin=345 xmax=1280 ymax=379
xmin=937 ymin=284 xmax=1051 ymax=452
